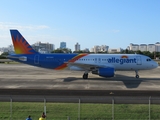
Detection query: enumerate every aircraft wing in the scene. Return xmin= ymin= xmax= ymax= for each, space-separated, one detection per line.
xmin=67 ymin=62 xmax=114 ymax=71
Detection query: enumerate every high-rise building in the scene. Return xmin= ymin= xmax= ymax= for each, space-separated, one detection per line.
xmin=130 ymin=43 xmax=139 ymax=51
xmin=90 ymin=45 xmax=109 ymax=53
xmin=75 ymin=42 xmax=80 ymax=51
xmin=108 ymin=48 xmax=122 ymax=53
xmin=93 ymin=45 xmax=100 ymax=53
xmin=129 ymin=43 xmax=160 ymax=53
xmin=155 ymin=42 xmax=160 ymax=52
xmin=90 ymin=48 xmax=94 ymax=53
xmin=60 ymin=42 xmax=66 ymax=49
xmin=139 ymin=44 xmax=147 ymax=52
xmin=100 ymin=45 xmax=109 ymax=52
xmin=147 ymin=44 xmax=155 ymax=53
xmin=32 ymin=41 xmax=54 ymax=53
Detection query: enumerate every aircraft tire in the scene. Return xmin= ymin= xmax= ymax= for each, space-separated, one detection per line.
xmin=136 ymin=75 xmax=139 ymax=78
xmin=83 ymin=74 xmax=88 ymax=79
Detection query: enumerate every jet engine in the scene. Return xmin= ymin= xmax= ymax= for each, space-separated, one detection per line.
xmin=92 ymin=67 xmax=114 ymax=77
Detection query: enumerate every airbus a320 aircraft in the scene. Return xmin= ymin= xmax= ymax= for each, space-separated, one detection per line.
xmin=8 ymin=30 xmax=158 ymax=79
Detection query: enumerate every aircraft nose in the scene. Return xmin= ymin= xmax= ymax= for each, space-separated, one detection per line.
xmin=152 ymin=61 xmax=159 ymax=68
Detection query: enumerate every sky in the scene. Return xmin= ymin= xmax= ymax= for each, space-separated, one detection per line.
xmin=0 ymin=0 xmax=160 ymax=51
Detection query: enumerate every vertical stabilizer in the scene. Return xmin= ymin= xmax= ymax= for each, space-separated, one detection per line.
xmin=10 ymin=30 xmax=38 ymax=54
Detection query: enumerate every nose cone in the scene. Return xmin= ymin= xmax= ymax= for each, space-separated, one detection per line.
xmin=152 ymin=61 xmax=159 ymax=68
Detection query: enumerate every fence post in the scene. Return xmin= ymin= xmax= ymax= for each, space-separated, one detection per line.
xmin=112 ymin=98 xmax=114 ymax=120
xmin=10 ymin=98 xmax=12 ymax=120
xmin=149 ymin=96 xmax=151 ymax=120
xmin=44 ymin=98 xmax=46 ymax=116
xmin=78 ymin=98 xmax=81 ymax=120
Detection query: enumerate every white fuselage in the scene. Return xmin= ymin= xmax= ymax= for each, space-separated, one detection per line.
xmin=73 ymin=54 xmax=158 ymax=71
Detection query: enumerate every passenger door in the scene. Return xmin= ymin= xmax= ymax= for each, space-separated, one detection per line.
xmin=34 ymin=55 xmax=39 ymax=64
xmin=136 ymin=56 xmax=142 ymax=65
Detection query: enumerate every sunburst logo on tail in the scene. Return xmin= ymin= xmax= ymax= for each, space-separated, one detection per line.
xmin=10 ymin=30 xmax=37 ymax=54
xmin=12 ymin=35 xmax=33 ymax=54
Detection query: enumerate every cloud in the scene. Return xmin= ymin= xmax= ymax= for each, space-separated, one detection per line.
xmin=0 ymin=22 xmax=76 ymax=49
xmin=0 ymin=22 xmax=49 ymax=31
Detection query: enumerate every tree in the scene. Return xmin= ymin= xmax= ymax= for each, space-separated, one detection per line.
xmin=0 ymin=52 xmax=9 ymax=59
xmin=136 ymin=50 xmax=143 ymax=54
xmin=73 ymin=50 xmax=90 ymax=53
xmin=51 ymin=48 xmax=72 ymax=53
xmin=51 ymin=49 xmax=63 ymax=53
xmin=1 ymin=52 xmax=9 ymax=56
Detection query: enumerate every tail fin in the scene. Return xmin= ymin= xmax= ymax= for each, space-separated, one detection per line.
xmin=10 ymin=30 xmax=38 ymax=54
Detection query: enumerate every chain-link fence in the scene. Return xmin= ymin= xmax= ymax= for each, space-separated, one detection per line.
xmin=0 ymin=96 xmax=160 ymax=120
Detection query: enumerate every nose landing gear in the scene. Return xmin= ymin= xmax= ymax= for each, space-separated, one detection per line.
xmin=83 ymin=71 xmax=89 ymax=79
xmin=135 ymin=70 xmax=139 ymax=78
xmin=83 ymin=73 xmax=88 ymax=79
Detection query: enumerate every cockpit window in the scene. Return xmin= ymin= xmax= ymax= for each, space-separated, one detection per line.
xmin=146 ymin=59 xmax=151 ymax=61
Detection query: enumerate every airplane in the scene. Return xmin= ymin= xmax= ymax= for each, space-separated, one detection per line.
xmin=8 ymin=30 xmax=158 ymax=79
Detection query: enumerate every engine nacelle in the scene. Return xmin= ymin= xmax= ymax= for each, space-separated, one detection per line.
xmin=98 ymin=67 xmax=114 ymax=77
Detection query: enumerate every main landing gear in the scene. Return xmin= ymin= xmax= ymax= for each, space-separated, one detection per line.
xmin=135 ymin=70 xmax=139 ymax=78
xmin=83 ymin=71 xmax=89 ymax=79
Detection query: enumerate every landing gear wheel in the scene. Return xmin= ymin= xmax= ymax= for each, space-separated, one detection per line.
xmin=135 ymin=70 xmax=139 ymax=78
xmin=135 ymin=75 xmax=139 ymax=78
xmin=83 ymin=73 xmax=88 ymax=79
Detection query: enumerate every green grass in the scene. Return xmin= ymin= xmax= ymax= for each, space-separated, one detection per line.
xmin=4 ymin=61 xmax=19 ymax=64
xmin=0 ymin=102 xmax=160 ymax=120
xmin=0 ymin=61 xmax=19 ymax=64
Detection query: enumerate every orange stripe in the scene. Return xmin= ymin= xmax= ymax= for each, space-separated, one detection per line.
xmin=68 ymin=53 xmax=88 ymax=62
xmin=54 ymin=53 xmax=88 ymax=70
xmin=54 ymin=63 xmax=67 ymax=70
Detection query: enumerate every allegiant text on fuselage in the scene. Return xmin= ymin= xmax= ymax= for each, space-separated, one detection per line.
xmin=107 ymin=57 xmax=137 ymax=64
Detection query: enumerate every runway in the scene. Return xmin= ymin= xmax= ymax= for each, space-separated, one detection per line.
xmin=0 ymin=64 xmax=160 ymax=103
xmin=0 ymin=63 xmax=160 ymax=103
xmin=0 ymin=63 xmax=160 ymax=90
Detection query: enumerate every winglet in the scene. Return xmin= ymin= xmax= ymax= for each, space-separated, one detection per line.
xmin=10 ymin=30 xmax=38 ymax=54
